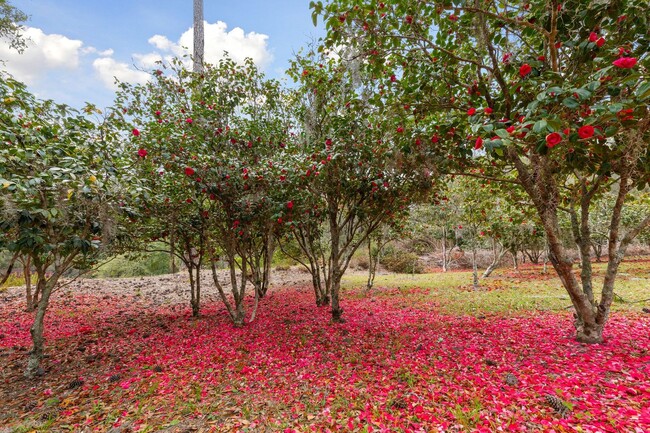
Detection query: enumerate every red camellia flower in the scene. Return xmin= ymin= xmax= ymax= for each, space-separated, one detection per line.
xmin=578 ymin=125 xmax=595 ymax=139
xmin=546 ymin=132 xmax=562 ymax=148
xmin=137 ymin=149 xmax=147 ymax=158
xmin=390 ymin=74 xmax=397 ymax=82
xmin=186 ymin=118 xmax=193 ymax=124
xmin=467 ymin=107 xmax=476 ymax=116
xmin=474 ymin=137 xmax=483 ymax=150
xmin=484 ymin=107 xmax=493 ymax=115
xmin=287 ymin=200 xmax=294 ymax=210
xmin=589 ymin=32 xmax=598 ymax=42
xmin=519 ymin=63 xmax=532 ymax=77
xmin=184 ymin=167 xmax=195 ymax=177
xmin=613 ymin=57 xmax=637 ymax=68
xmin=396 ymin=126 xmax=404 ymax=133
xmin=155 ymin=110 xmax=161 ymax=117
xmin=596 ymin=37 xmax=605 ymax=48
xmin=132 ymin=128 xmax=140 ymax=137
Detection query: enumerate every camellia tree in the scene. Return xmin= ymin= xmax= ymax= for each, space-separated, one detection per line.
xmin=0 ymin=74 xmax=119 ymax=377
xmin=113 ymin=56 xmax=292 ymax=324
xmin=316 ymin=0 xmax=649 ymax=342
xmin=286 ymin=49 xmax=434 ymax=321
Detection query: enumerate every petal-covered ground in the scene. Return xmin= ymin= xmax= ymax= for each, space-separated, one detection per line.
xmin=1 ymin=283 xmax=649 ymax=432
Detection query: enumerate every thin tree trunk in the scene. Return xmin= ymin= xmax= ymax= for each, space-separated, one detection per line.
xmin=25 ymin=278 xmax=53 ymax=377
xmin=471 ymin=248 xmax=479 ymax=290
xmin=24 ymin=256 xmax=34 ymax=311
xmin=330 ymin=267 xmax=344 ymax=322
xmin=367 ymin=239 xmax=377 ymax=292
xmin=483 ymin=246 xmax=507 ymax=278
xmin=193 ymin=0 xmax=204 ymax=73
xmin=0 ymin=251 xmax=19 ymax=286
xmin=329 ymin=203 xmax=344 ymax=322
xmin=441 ymin=228 xmax=448 ymax=272
xmin=24 ymin=253 xmax=73 ymax=378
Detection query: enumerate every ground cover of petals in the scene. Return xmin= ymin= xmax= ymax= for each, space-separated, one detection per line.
xmin=1 ymin=273 xmax=649 ymax=432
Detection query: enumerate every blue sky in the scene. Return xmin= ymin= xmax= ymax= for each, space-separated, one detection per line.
xmin=2 ymin=0 xmax=323 ymax=108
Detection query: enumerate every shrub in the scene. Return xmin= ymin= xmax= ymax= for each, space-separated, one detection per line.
xmin=380 ymin=246 xmax=423 ymax=274
xmin=0 ymin=273 xmax=24 ymax=291
xmin=94 ymin=250 xmax=171 ymax=278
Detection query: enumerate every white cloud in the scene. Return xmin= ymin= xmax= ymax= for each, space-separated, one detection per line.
xmin=133 ymin=52 xmax=163 ymax=70
xmin=1 ymin=21 xmax=274 ymax=96
xmin=92 ymin=21 xmax=273 ymax=90
xmin=82 ymin=47 xmax=114 ymax=57
xmin=0 ymin=26 xmax=83 ymax=84
xmin=92 ymin=57 xmax=150 ymax=90
xmin=181 ymin=21 xmax=273 ymax=68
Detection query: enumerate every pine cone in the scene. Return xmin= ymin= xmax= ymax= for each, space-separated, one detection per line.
xmin=108 ymin=374 xmax=121 ymax=383
xmin=153 ymin=365 xmax=163 ymax=373
xmin=544 ymin=394 xmax=570 ymax=418
xmin=68 ymin=378 xmax=84 ymax=390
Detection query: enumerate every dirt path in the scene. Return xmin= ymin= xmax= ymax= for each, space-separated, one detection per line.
xmin=1 ymin=266 xmax=317 ymax=307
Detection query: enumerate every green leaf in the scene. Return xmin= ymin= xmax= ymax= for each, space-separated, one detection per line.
xmin=572 ymin=88 xmax=592 ymax=100
xmin=532 ymin=120 xmax=547 ymax=134
xmin=608 ymin=103 xmax=624 ymax=113
xmin=635 ymin=82 xmax=650 ymax=100
xmin=562 ymin=97 xmax=580 ymax=109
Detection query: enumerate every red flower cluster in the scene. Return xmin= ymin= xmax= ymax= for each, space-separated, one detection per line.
xmin=578 ymin=125 xmax=595 ymax=139
xmin=613 ymin=57 xmax=637 ymax=68
xmin=546 ymin=132 xmax=562 ymax=148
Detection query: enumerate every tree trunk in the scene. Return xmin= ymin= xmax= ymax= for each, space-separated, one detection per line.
xmin=193 ymin=0 xmax=204 ymax=73
xmin=329 ymin=203 xmax=344 ymax=322
xmin=187 ymin=264 xmax=200 ymax=318
xmin=441 ymin=228 xmax=448 ymax=272
xmin=25 ymin=274 xmax=57 ymax=378
xmin=592 ymin=242 xmax=603 ymax=262
xmin=330 ymin=268 xmax=344 ymax=322
xmin=24 ymin=256 xmax=35 ymax=311
xmin=0 ymin=251 xmax=18 ymax=286
xmin=510 ymin=152 xmax=603 ymax=343
xmin=471 ymin=248 xmax=479 ymax=290
xmin=511 ymin=250 xmax=519 ymax=270
xmin=482 ymin=242 xmax=506 ymax=278
xmin=366 ymin=239 xmax=377 ymax=292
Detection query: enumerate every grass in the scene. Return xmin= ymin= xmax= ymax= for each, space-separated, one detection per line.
xmin=0 ymin=273 xmax=24 ymax=291
xmin=342 ymin=259 xmax=650 ymax=315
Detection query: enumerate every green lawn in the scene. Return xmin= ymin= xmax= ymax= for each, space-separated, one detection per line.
xmin=342 ymin=259 xmax=650 ymax=315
